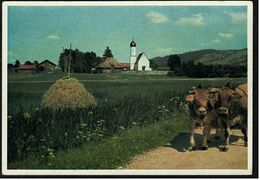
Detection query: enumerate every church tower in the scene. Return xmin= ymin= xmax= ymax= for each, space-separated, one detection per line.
xmin=130 ymin=38 xmax=137 ymax=70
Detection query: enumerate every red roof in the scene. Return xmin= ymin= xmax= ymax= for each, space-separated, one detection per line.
xmin=18 ymin=64 xmax=37 ymax=70
xmin=120 ymin=63 xmax=130 ymax=68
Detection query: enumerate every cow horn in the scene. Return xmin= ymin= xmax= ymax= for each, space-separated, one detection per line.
xmin=226 ymin=82 xmax=231 ymax=88
xmin=188 ymin=90 xmax=195 ymax=94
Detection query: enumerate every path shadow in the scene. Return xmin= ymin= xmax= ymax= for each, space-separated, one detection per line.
xmin=165 ymin=130 xmax=243 ymax=152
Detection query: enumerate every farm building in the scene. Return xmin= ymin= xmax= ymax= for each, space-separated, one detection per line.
xmin=96 ymin=57 xmax=129 ymax=73
xmin=18 ymin=64 xmax=37 ymax=73
xmin=38 ymin=60 xmax=57 ymax=71
xmin=130 ymin=39 xmax=151 ymax=71
xmin=120 ymin=63 xmax=130 ymax=70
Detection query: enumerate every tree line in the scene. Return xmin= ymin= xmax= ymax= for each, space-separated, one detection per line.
xmin=59 ymin=46 xmax=113 ymax=73
xmin=166 ymin=54 xmax=247 ymax=78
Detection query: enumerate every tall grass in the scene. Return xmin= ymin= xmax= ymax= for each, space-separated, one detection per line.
xmin=7 ymin=73 xmax=246 ymax=168
xmin=8 ymin=91 xmax=187 ymax=164
xmin=9 ymin=116 xmax=188 ymax=169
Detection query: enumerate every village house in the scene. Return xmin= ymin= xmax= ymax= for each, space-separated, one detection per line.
xmin=18 ymin=64 xmax=37 ymax=73
xmin=130 ymin=39 xmax=151 ymax=71
xmin=38 ymin=60 xmax=57 ymax=71
xmin=120 ymin=63 xmax=130 ymax=71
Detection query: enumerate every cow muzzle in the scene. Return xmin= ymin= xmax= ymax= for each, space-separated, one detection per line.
xmin=218 ymin=107 xmax=229 ymax=115
xmin=198 ymin=107 xmax=207 ymax=117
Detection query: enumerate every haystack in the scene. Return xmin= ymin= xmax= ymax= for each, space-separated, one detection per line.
xmin=41 ymin=78 xmax=96 ymax=109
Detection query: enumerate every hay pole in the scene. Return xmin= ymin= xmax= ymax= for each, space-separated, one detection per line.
xmin=63 ymin=46 xmax=67 ymax=76
xmin=68 ymin=43 xmax=72 ymax=78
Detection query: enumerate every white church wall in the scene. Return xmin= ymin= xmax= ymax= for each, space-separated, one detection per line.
xmin=137 ymin=54 xmax=151 ymax=71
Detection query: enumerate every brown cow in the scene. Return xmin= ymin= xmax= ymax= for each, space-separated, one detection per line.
xmin=186 ymin=85 xmax=218 ymax=150
xmin=213 ymin=82 xmax=248 ymax=152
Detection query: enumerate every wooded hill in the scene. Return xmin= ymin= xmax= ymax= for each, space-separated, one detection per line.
xmin=150 ymin=48 xmax=247 ymax=67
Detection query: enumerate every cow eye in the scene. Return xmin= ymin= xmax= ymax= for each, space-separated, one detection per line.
xmin=194 ymin=100 xmax=200 ymax=106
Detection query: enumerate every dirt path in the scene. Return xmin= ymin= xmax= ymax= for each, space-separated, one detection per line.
xmin=124 ymin=128 xmax=247 ymax=169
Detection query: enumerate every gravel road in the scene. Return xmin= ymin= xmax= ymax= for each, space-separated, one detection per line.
xmin=124 ymin=128 xmax=247 ymax=169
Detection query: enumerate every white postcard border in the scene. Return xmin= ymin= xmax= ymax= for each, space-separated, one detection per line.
xmin=2 ymin=1 xmax=254 ymax=176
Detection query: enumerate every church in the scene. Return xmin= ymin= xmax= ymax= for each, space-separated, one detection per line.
xmin=130 ymin=39 xmax=151 ymax=71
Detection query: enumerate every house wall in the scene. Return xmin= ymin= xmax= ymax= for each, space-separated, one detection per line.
xmin=39 ymin=62 xmax=56 ymax=70
xmin=137 ymin=55 xmax=151 ymax=71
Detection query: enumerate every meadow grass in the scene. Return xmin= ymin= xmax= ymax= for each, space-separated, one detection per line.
xmin=8 ymin=72 xmax=246 ymax=111
xmin=9 ymin=115 xmax=188 ymax=169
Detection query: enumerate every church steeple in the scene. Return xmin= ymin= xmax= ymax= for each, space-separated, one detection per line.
xmin=130 ymin=38 xmax=137 ymax=70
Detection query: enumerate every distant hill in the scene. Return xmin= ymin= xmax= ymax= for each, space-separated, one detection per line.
xmin=150 ymin=48 xmax=247 ymax=67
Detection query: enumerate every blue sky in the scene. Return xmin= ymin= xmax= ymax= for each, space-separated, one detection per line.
xmin=8 ymin=6 xmax=247 ymax=64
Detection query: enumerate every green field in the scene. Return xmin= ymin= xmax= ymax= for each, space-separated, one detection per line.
xmin=7 ymin=72 xmax=246 ymax=169
xmin=8 ymin=72 xmax=246 ymax=111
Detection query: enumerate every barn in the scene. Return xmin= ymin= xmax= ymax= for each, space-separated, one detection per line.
xmin=38 ymin=60 xmax=57 ymax=71
xmin=96 ymin=58 xmax=130 ymax=73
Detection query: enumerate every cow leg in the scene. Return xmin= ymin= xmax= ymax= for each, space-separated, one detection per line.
xmin=189 ymin=120 xmax=196 ymax=151
xmin=241 ymin=125 xmax=247 ymax=146
xmin=220 ymin=126 xmax=230 ymax=152
xmin=206 ymin=126 xmax=211 ymax=143
xmin=202 ymin=125 xmax=210 ymax=150
xmin=215 ymin=128 xmax=220 ymax=139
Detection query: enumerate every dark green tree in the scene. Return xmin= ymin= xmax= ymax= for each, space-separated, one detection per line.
xmin=14 ymin=60 xmax=20 ymax=67
xmin=168 ymin=54 xmax=181 ymax=71
xmin=33 ymin=60 xmax=39 ymax=65
xmin=24 ymin=61 xmax=33 ymax=65
xmin=103 ymin=46 xmax=113 ymax=59
xmin=59 ymin=48 xmax=102 ymax=73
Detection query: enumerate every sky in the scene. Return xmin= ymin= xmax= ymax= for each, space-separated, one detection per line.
xmin=8 ymin=6 xmax=247 ymax=64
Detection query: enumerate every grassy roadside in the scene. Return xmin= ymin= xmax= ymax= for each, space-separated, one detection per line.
xmin=9 ymin=115 xmax=188 ymax=169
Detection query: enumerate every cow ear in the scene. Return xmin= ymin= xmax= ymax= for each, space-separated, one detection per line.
xmin=186 ymin=94 xmax=194 ymax=102
xmin=197 ymin=84 xmax=202 ymax=89
xmin=231 ymin=92 xmax=242 ymax=102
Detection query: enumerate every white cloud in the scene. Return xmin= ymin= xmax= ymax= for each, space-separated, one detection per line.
xmin=212 ymin=39 xmax=220 ymax=44
xmin=228 ymin=12 xmax=247 ymax=23
xmin=176 ymin=13 xmax=205 ymax=26
xmin=218 ymin=32 xmax=234 ymax=40
xmin=146 ymin=11 xmax=170 ymax=24
xmin=46 ymin=34 xmax=60 ymax=40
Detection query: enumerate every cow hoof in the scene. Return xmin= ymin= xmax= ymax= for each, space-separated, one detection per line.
xmin=215 ymin=136 xmax=220 ymax=140
xmin=219 ymin=145 xmax=229 ymax=152
xmin=207 ymin=140 xmax=211 ymax=143
xmin=201 ymin=146 xmax=208 ymax=150
xmin=188 ymin=146 xmax=196 ymax=151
